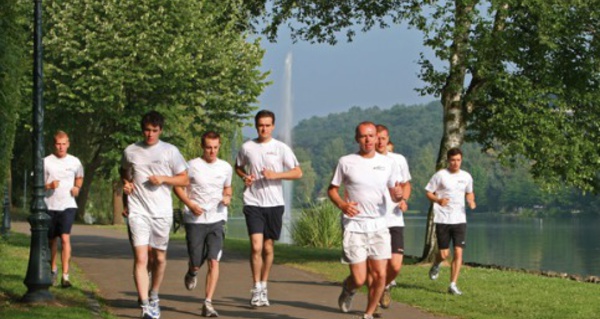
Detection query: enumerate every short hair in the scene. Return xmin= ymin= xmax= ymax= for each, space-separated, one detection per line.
xmin=54 ymin=130 xmax=69 ymax=142
xmin=255 ymin=109 xmax=275 ymax=126
xmin=201 ymin=131 xmax=221 ymax=147
xmin=355 ymin=121 xmax=376 ymax=140
xmin=375 ymin=124 xmax=389 ymax=134
xmin=387 ymin=141 xmax=395 ymax=152
xmin=447 ymin=147 xmax=463 ymax=159
xmin=140 ymin=111 xmax=164 ymax=130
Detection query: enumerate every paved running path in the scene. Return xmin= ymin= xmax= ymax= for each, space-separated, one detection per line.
xmin=13 ymin=222 xmax=447 ymax=319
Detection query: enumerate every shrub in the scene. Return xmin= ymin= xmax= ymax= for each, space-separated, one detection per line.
xmin=292 ymin=201 xmax=342 ymax=248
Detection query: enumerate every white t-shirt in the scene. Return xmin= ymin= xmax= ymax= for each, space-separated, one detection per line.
xmin=330 ymin=153 xmax=399 ymax=233
xmin=44 ymin=154 xmax=84 ymax=211
xmin=384 ymin=152 xmax=412 ymax=227
xmin=235 ymin=138 xmax=300 ymax=207
xmin=183 ymin=158 xmax=232 ymax=224
xmin=121 ymin=140 xmax=188 ymax=218
xmin=425 ymin=169 xmax=473 ymax=224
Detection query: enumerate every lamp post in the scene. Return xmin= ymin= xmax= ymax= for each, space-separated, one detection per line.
xmin=22 ymin=0 xmax=53 ymax=303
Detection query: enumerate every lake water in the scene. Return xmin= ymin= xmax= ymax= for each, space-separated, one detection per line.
xmin=226 ymin=213 xmax=600 ymax=277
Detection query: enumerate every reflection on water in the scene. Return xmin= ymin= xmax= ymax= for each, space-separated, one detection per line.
xmin=403 ymin=214 xmax=600 ymax=277
xmin=226 ymin=214 xmax=600 ymax=277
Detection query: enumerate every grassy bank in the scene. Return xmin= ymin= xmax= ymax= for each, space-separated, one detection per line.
xmin=0 ymin=232 xmax=113 ymax=319
xmin=224 ymin=238 xmax=600 ymax=319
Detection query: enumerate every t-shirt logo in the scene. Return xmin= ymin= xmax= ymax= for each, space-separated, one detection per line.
xmin=373 ymin=165 xmax=386 ymax=171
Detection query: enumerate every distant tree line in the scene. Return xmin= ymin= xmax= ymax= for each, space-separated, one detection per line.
xmin=290 ymin=102 xmax=600 ymax=216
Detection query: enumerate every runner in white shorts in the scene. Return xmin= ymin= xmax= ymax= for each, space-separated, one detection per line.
xmin=121 ymin=111 xmax=189 ymax=319
xmin=328 ymin=121 xmax=405 ymax=319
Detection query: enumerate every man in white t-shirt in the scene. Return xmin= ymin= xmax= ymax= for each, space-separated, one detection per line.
xmin=44 ymin=130 xmax=84 ymax=288
xmin=328 ymin=121 xmax=404 ymax=319
xmin=374 ymin=124 xmax=412 ymax=309
xmin=121 ymin=111 xmax=189 ymax=319
xmin=174 ymin=131 xmax=232 ymax=317
xmin=425 ymin=147 xmax=476 ymax=296
xmin=235 ymin=109 xmax=302 ymax=307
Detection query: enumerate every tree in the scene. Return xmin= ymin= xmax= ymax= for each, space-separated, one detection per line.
xmin=252 ymin=0 xmax=600 ymax=260
xmin=12 ymin=0 xmax=268 ymax=219
xmin=0 ymin=0 xmax=27 ymax=194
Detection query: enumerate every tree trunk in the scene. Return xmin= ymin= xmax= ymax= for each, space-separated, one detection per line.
xmin=112 ymin=180 xmax=124 ymax=225
xmin=421 ymin=0 xmax=474 ymax=262
xmin=75 ymin=147 xmax=103 ymax=221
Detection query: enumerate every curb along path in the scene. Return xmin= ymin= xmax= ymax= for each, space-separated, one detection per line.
xmin=13 ymin=222 xmax=446 ymax=319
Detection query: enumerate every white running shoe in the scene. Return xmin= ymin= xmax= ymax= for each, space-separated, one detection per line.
xmin=250 ymin=287 xmax=262 ymax=307
xmin=260 ymin=288 xmax=270 ymax=306
xmin=448 ymin=284 xmax=463 ymax=295
xmin=202 ymin=301 xmax=219 ymax=317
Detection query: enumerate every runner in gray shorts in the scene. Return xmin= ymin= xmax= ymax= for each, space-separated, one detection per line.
xmin=174 ymin=131 xmax=233 ymax=317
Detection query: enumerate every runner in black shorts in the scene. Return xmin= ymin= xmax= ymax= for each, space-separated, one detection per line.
xmin=434 ymin=223 xmax=467 ymax=249
xmin=44 ymin=131 xmax=84 ymax=288
xmin=235 ymin=110 xmax=303 ymax=307
xmin=425 ymin=148 xmax=476 ymax=296
xmin=243 ymin=206 xmax=285 ymax=240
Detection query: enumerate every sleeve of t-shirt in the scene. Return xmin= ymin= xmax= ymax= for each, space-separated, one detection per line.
xmin=76 ymin=158 xmax=84 ymax=178
xmin=120 ymin=151 xmax=132 ymax=179
xmin=224 ymin=163 xmax=233 ymax=187
xmin=425 ymin=172 xmax=440 ymax=193
xmin=387 ymin=160 xmax=400 ymax=188
xmin=171 ymin=147 xmax=188 ymax=175
xmin=465 ymin=173 xmax=474 ymax=193
xmin=399 ymin=156 xmax=411 ymax=182
xmin=281 ymin=144 xmax=300 ymax=170
xmin=330 ymin=160 xmax=344 ymax=187
xmin=187 ymin=160 xmax=196 ymax=180
xmin=235 ymin=147 xmax=246 ymax=168
xmin=44 ymin=158 xmax=50 ymax=183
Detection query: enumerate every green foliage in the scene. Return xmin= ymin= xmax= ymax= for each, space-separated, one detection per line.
xmin=254 ymin=0 xmax=600 ymax=193
xmin=0 ymin=0 xmax=27 ymax=186
xmin=40 ymin=0 xmax=267 ymax=176
xmin=11 ymin=0 xmax=268 ymax=215
xmin=291 ymin=201 xmax=342 ymax=248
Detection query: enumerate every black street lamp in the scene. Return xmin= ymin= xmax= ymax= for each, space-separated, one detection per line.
xmin=22 ymin=0 xmax=53 ymax=303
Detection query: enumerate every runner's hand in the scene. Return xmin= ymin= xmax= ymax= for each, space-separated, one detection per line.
xmin=340 ymin=201 xmax=359 ymax=217
xmin=123 ymin=181 xmax=135 ymax=195
xmin=190 ymin=203 xmax=204 ymax=216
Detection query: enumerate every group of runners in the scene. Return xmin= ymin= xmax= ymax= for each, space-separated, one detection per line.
xmin=44 ymin=110 xmax=476 ymax=319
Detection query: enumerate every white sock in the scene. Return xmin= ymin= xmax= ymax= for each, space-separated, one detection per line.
xmin=62 ymin=273 xmax=69 ymax=280
xmin=254 ymin=282 xmax=261 ymax=290
xmin=260 ymin=281 xmax=267 ymax=289
xmin=450 ymin=282 xmax=457 ymax=287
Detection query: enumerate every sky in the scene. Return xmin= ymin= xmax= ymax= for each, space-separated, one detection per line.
xmin=245 ymin=24 xmax=440 ymax=137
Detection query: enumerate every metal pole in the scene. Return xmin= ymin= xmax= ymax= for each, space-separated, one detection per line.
xmin=22 ymin=0 xmax=53 ymax=302
xmin=23 ymin=169 xmax=27 ymax=212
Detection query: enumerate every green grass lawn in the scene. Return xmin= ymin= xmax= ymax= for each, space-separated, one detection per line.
xmin=224 ymin=238 xmax=600 ymax=319
xmin=0 ymin=232 xmax=113 ymax=319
